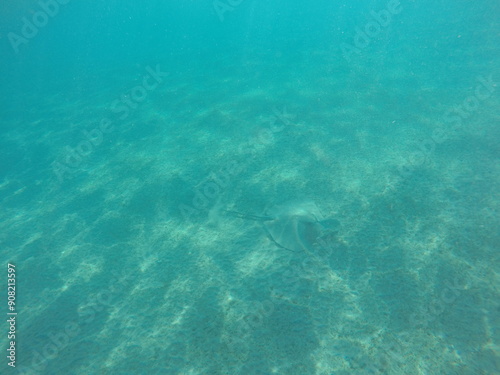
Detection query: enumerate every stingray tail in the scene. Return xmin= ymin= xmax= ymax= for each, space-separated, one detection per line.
xmin=224 ymin=210 xmax=273 ymax=222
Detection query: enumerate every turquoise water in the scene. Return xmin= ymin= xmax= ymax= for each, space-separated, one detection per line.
xmin=1 ymin=1 xmax=499 ymax=374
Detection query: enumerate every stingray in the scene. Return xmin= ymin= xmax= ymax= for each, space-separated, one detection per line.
xmin=226 ymin=200 xmax=339 ymax=253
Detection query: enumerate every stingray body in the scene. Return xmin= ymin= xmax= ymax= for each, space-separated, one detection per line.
xmin=227 ymin=200 xmax=336 ymax=253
